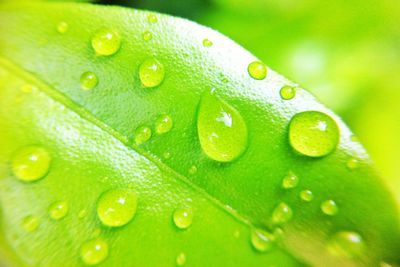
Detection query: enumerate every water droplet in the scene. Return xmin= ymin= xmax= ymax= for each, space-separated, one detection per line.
xmin=202 ymin=38 xmax=213 ymax=47
xmin=321 ymin=199 xmax=338 ymax=216
xmin=22 ymin=215 xmax=40 ymax=232
xmin=272 ymin=202 xmax=293 ymax=225
xmin=328 ymin=231 xmax=365 ymax=258
xmin=346 ymin=158 xmax=359 ymax=170
xmin=176 ymin=252 xmax=186 ymax=266
xmin=142 ymin=30 xmax=153 ymax=41
xmin=139 ymin=58 xmax=165 ymax=88
xmin=282 ymin=171 xmax=299 ymax=189
xmin=233 ymin=229 xmax=241 ymax=238
xmin=80 ymin=71 xmax=98 ymax=91
xmin=97 ymin=189 xmax=138 ymax=227
xmin=78 ymin=209 xmax=88 ymax=219
xmin=248 ymin=61 xmax=267 ymax=80
xmin=91 ymin=28 xmax=121 ymax=56
xmin=251 ymin=229 xmax=275 ymax=252
xmin=300 ymin=190 xmax=314 ymax=202
xmin=197 ymin=91 xmax=248 ymax=162
xmin=148 ymin=14 xmax=158 ymax=23
xmin=163 ymin=151 xmax=171 ymax=159
xmin=12 ymin=146 xmax=51 ymax=182
xmin=173 ymin=207 xmax=193 ymax=229
xmin=289 ymin=111 xmax=340 ymax=157
xmin=188 ymin=165 xmax=197 ymax=175
xmin=57 ymin=21 xmax=68 ymax=34
xmin=280 ymin=85 xmax=296 ymax=100
xmin=80 ymin=238 xmax=109 ymax=265
xmin=48 ymin=201 xmax=69 ymax=220
xmin=134 ymin=126 xmax=152 ymax=145
xmin=155 ymin=114 xmax=173 ymax=134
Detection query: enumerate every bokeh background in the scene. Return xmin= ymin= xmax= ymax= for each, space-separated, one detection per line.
xmin=6 ymin=0 xmax=400 ymax=204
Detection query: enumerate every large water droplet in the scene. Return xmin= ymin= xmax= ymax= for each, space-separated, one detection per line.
xmin=139 ymin=58 xmax=165 ymax=88
xmin=289 ymin=111 xmax=340 ymax=157
xmin=176 ymin=252 xmax=186 ymax=266
xmin=248 ymin=61 xmax=267 ymax=80
xmin=22 ymin=215 xmax=40 ymax=232
xmin=155 ymin=114 xmax=173 ymax=135
xmin=282 ymin=171 xmax=299 ymax=189
xmin=80 ymin=238 xmax=109 ymax=265
xmin=48 ymin=201 xmax=69 ymax=220
xmin=57 ymin=21 xmax=68 ymax=34
xmin=280 ymin=85 xmax=296 ymax=100
xmin=272 ymin=202 xmax=293 ymax=225
xmin=300 ymin=190 xmax=314 ymax=202
xmin=134 ymin=126 xmax=152 ymax=145
xmin=251 ymin=229 xmax=275 ymax=252
xmin=197 ymin=91 xmax=248 ymax=162
xmin=328 ymin=231 xmax=365 ymax=258
xmin=173 ymin=207 xmax=193 ymax=229
xmin=202 ymin=38 xmax=213 ymax=47
xmin=97 ymin=189 xmax=137 ymax=227
xmin=80 ymin=71 xmax=98 ymax=91
xmin=321 ymin=199 xmax=338 ymax=216
xmin=12 ymin=146 xmax=51 ymax=182
xmin=91 ymin=29 xmax=121 ymax=56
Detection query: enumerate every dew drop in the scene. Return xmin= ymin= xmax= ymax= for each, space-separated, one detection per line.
xmin=12 ymin=146 xmax=51 ymax=182
xmin=248 ymin=61 xmax=267 ymax=80
xmin=173 ymin=207 xmax=193 ymax=229
xmin=321 ymin=199 xmax=338 ymax=216
xmin=300 ymin=190 xmax=314 ymax=202
xmin=282 ymin=171 xmax=299 ymax=189
xmin=197 ymin=91 xmax=248 ymax=162
xmin=202 ymin=38 xmax=213 ymax=47
xmin=80 ymin=71 xmax=98 ymax=91
xmin=48 ymin=201 xmax=69 ymax=220
xmin=176 ymin=252 xmax=186 ymax=266
xmin=134 ymin=126 xmax=152 ymax=145
xmin=272 ymin=202 xmax=293 ymax=225
xmin=57 ymin=21 xmax=68 ymax=34
xmin=139 ymin=58 xmax=165 ymax=88
xmin=97 ymin=189 xmax=137 ymax=227
xmin=251 ymin=229 xmax=275 ymax=252
xmin=288 ymin=111 xmax=340 ymax=157
xmin=328 ymin=231 xmax=365 ymax=258
xmin=346 ymin=158 xmax=359 ymax=170
xmin=155 ymin=114 xmax=173 ymax=135
xmin=163 ymin=151 xmax=172 ymax=159
xmin=188 ymin=165 xmax=197 ymax=175
xmin=233 ymin=229 xmax=241 ymax=238
xmin=21 ymin=215 xmax=40 ymax=232
xmin=148 ymin=14 xmax=158 ymax=23
xmin=142 ymin=30 xmax=153 ymax=41
xmin=280 ymin=85 xmax=296 ymax=100
xmin=80 ymin=238 xmax=109 ymax=265
xmin=91 ymin=28 xmax=121 ymax=56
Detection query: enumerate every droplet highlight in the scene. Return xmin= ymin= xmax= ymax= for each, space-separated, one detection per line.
xmin=173 ymin=207 xmax=193 ymax=229
xmin=80 ymin=238 xmax=109 ymax=265
xmin=12 ymin=146 xmax=51 ymax=182
xmin=272 ymin=202 xmax=293 ymax=225
xmin=280 ymin=85 xmax=296 ymax=100
xmin=321 ymin=199 xmax=338 ymax=216
xmin=251 ymin=229 xmax=275 ymax=252
xmin=282 ymin=171 xmax=299 ymax=189
xmin=139 ymin=58 xmax=165 ymax=88
xmin=328 ymin=231 xmax=365 ymax=258
xmin=48 ymin=201 xmax=69 ymax=220
xmin=155 ymin=114 xmax=173 ymax=135
xmin=91 ymin=28 xmax=121 ymax=56
xmin=80 ymin=71 xmax=98 ymax=90
xmin=97 ymin=189 xmax=138 ymax=227
xmin=248 ymin=61 xmax=267 ymax=80
xmin=197 ymin=91 xmax=248 ymax=162
xmin=289 ymin=111 xmax=340 ymax=157
xmin=134 ymin=126 xmax=152 ymax=145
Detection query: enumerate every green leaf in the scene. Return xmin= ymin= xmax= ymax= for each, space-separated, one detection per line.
xmin=0 ymin=2 xmax=398 ymax=266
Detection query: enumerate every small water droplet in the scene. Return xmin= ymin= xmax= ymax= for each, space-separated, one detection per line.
xmin=188 ymin=165 xmax=197 ymax=175
xmin=148 ymin=14 xmax=158 ymax=23
xmin=289 ymin=111 xmax=340 ymax=157
xmin=202 ymin=38 xmax=213 ymax=47
xmin=251 ymin=229 xmax=275 ymax=252
xmin=328 ymin=231 xmax=365 ymax=258
xmin=78 ymin=209 xmax=88 ymax=219
xmin=176 ymin=252 xmax=186 ymax=266
xmin=346 ymin=158 xmax=359 ymax=170
xmin=57 ymin=21 xmax=68 ymax=34
xmin=272 ymin=202 xmax=293 ymax=225
xmin=139 ymin=58 xmax=165 ymax=88
xmin=280 ymin=85 xmax=296 ymax=100
xmin=197 ymin=91 xmax=248 ymax=162
xmin=80 ymin=238 xmax=109 ymax=265
xmin=80 ymin=71 xmax=98 ymax=90
xmin=48 ymin=201 xmax=69 ymax=220
xmin=141 ymin=31 xmax=152 ymax=42
xmin=321 ymin=199 xmax=338 ymax=216
xmin=282 ymin=171 xmax=299 ymax=189
xmin=134 ymin=126 xmax=152 ymax=145
xmin=248 ymin=61 xmax=267 ymax=80
xmin=155 ymin=114 xmax=173 ymax=134
xmin=233 ymin=229 xmax=241 ymax=238
xmin=97 ymin=189 xmax=138 ymax=227
xmin=163 ymin=151 xmax=171 ymax=159
xmin=300 ymin=190 xmax=314 ymax=202
xmin=173 ymin=207 xmax=193 ymax=229
xmin=21 ymin=215 xmax=40 ymax=232
xmin=12 ymin=146 xmax=51 ymax=182
xmin=91 ymin=28 xmax=121 ymax=56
